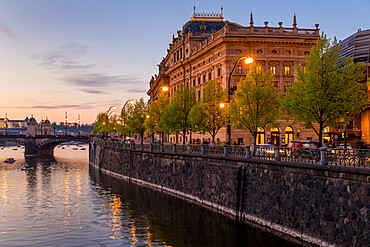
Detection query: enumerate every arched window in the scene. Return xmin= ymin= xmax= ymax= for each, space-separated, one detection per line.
xmin=271 ymin=127 xmax=280 ymax=146
xmin=285 ymin=126 xmax=294 ymax=144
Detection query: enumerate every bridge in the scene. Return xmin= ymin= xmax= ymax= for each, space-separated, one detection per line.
xmin=0 ymin=135 xmax=89 ymax=156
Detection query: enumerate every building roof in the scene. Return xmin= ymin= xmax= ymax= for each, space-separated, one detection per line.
xmin=43 ymin=119 xmax=51 ymax=125
xmin=339 ymin=29 xmax=370 ymax=63
xmin=28 ymin=117 xmax=37 ymax=124
xmin=182 ymin=10 xmax=241 ymax=35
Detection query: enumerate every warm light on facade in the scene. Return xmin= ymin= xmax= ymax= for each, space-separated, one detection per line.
xmin=219 ymin=102 xmax=225 ymax=108
xmin=285 ymin=66 xmax=291 ymax=75
xmin=162 ymin=86 xmax=169 ymax=92
xmin=244 ymin=57 xmax=254 ymax=64
xmin=271 ymin=66 xmax=276 ymax=75
xmin=146 ymin=115 xmax=150 ymax=119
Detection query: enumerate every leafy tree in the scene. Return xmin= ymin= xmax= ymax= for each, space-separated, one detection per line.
xmin=144 ymin=92 xmax=170 ymax=142
xmin=120 ymin=101 xmax=135 ymax=139
xmin=126 ymin=98 xmax=148 ymax=142
xmin=93 ymin=112 xmax=115 ymax=137
xmin=281 ymin=34 xmax=368 ymax=145
xmin=189 ymin=79 xmax=227 ymax=144
xmin=161 ymin=84 xmax=196 ymax=144
xmin=230 ymin=63 xmax=280 ymax=146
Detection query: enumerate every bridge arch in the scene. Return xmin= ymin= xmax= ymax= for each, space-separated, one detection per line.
xmin=0 ymin=135 xmax=89 ymax=157
xmin=37 ymin=137 xmax=89 ymax=156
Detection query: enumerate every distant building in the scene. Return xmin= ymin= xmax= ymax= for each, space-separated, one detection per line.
xmin=27 ymin=117 xmax=38 ymax=137
xmin=339 ymin=29 xmax=370 ymax=145
xmin=0 ymin=117 xmax=28 ymax=129
xmin=41 ymin=119 xmax=52 ymax=135
xmin=147 ymin=7 xmax=320 ymax=145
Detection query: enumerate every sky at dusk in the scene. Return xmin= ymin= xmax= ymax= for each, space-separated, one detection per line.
xmin=0 ymin=0 xmax=369 ymax=124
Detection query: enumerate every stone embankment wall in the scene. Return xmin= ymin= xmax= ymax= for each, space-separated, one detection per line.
xmin=90 ymin=142 xmax=369 ymax=247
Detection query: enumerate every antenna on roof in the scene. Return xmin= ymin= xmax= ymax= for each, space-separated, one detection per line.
xmin=193 ymin=0 xmax=196 ymax=15
xmin=221 ymin=2 xmax=223 ymax=17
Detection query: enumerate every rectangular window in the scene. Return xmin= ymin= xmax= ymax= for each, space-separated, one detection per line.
xmin=217 ymin=68 xmax=221 ymax=77
xmin=208 ymin=72 xmax=212 ymax=81
xmin=285 ymin=66 xmax=290 ymax=75
xmin=274 ymin=81 xmax=278 ymax=89
xmin=198 ymin=90 xmax=201 ymax=100
xmin=180 ymin=48 xmax=182 ymax=59
xmin=237 ymin=65 xmax=242 ymax=74
xmin=198 ymin=77 xmax=201 ymax=85
xmin=193 ymin=79 xmax=196 ymax=87
xmin=271 ymin=66 xmax=276 ymax=75
xmin=203 ymin=74 xmax=206 ymax=83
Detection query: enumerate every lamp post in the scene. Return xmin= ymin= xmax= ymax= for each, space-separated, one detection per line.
xmin=65 ymin=111 xmax=68 ymax=136
xmin=77 ymin=114 xmax=81 ymax=136
xmin=105 ymin=106 xmax=116 ymax=137
xmin=5 ymin=113 xmax=8 ymax=136
xmin=121 ymin=100 xmax=134 ymax=141
xmin=226 ymin=56 xmax=254 ymax=143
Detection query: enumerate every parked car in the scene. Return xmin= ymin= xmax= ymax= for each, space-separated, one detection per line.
xmin=253 ymin=144 xmax=275 ymax=157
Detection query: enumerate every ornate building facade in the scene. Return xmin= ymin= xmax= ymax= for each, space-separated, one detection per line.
xmin=148 ymin=8 xmax=320 ymax=145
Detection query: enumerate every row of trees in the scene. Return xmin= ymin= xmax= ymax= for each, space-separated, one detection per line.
xmin=94 ymin=35 xmax=368 ymax=145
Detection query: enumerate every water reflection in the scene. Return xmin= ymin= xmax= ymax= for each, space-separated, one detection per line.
xmin=0 ymin=146 xmax=302 ymax=247
xmin=90 ymin=167 xmax=301 ymax=247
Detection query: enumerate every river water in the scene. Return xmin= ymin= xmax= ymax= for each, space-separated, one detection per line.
xmin=0 ymin=145 xmax=302 ymax=247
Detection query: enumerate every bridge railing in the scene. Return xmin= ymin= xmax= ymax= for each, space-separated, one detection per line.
xmin=91 ymin=139 xmax=370 ymax=169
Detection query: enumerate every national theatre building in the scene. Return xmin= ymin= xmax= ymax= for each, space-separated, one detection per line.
xmin=147 ymin=8 xmax=321 ymax=145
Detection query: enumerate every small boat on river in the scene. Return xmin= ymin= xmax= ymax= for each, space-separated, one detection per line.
xmin=80 ymin=148 xmax=86 ymax=150
xmin=4 ymin=158 xmax=15 ymax=163
xmin=21 ymin=165 xmax=34 ymax=171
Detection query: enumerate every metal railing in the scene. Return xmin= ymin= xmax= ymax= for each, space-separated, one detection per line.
xmin=92 ymin=139 xmax=370 ymax=169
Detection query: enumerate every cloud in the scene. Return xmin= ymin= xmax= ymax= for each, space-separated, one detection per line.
xmin=125 ymin=88 xmax=148 ymax=93
xmin=79 ymin=89 xmax=105 ymax=94
xmin=62 ymin=73 xmax=142 ymax=87
xmin=32 ymin=42 xmax=143 ymax=93
xmin=32 ymin=42 xmax=89 ymax=70
xmin=0 ymin=103 xmax=96 ymax=110
xmin=0 ymin=18 xmax=18 ymax=41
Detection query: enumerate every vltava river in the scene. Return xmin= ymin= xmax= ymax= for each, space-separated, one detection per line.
xmin=0 ymin=145 xmax=301 ymax=246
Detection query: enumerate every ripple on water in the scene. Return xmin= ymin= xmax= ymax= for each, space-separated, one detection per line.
xmin=0 ymin=145 xmax=301 ymax=247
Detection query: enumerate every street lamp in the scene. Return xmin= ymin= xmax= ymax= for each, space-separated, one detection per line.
xmin=162 ymin=86 xmax=169 ymax=92
xmin=65 ymin=111 xmax=68 ymax=136
xmin=226 ymin=56 xmax=254 ymax=143
xmin=4 ymin=113 xmax=8 ymax=136
xmin=121 ymin=100 xmax=135 ymax=141
xmin=77 ymin=114 xmax=81 ymax=136
xmin=104 ymin=106 xmax=116 ymax=137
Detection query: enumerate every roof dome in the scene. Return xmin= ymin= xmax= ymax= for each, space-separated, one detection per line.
xmin=182 ymin=10 xmax=241 ymax=35
xmin=43 ymin=119 xmax=51 ymax=125
xmin=28 ymin=117 xmax=37 ymax=124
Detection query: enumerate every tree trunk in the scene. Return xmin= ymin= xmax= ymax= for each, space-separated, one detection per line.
xmin=182 ymin=129 xmax=186 ymax=144
xmin=319 ymin=124 xmax=323 ymax=147
xmin=252 ymin=132 xmax=257 ymax=146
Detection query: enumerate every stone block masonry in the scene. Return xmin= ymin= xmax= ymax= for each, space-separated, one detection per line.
xmin=89 ymin=142 xmax=369 ymax=247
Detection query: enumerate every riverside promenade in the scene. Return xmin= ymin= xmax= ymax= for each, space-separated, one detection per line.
xmin=90 ymin=138 xmax=369 ymax=247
